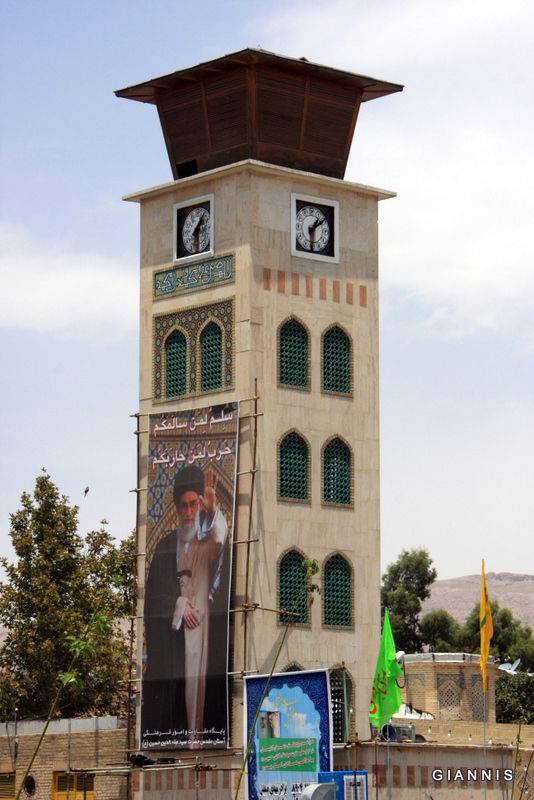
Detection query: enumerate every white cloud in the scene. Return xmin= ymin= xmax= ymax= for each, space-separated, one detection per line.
xmin=248 ymin=0 xmax=534 ymax=344
xmin=381 ymin=400 xmax=534 ymax=578
xmin=0 ymin=221 xmax=138 ymax=341
xmin=375 ymin=119 xmax=534 ymax=342
xmin=247 ymin=0 xmax=531 ymax=74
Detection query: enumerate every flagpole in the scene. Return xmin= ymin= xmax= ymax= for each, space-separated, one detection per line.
xmin=386 ymin=674 xmax=390 ymax=800
xmin=480 ymin=560 xmax=493 ymax=800
xmin=370 ymin=609 xmax=401 ymax=800
xmin=484 ymin=690 xmax=487 ymax=800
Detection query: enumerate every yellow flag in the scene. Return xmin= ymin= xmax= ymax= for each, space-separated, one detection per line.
xmin=479 ymin=559 xmax=493 ymax=692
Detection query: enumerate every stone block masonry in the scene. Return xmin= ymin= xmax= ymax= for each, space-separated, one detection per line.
xmin=0 ymin=717 xmax=127 ymax=800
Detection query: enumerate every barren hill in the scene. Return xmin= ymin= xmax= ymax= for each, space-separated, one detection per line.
xmin=421 ymin=572 xmax=534 ymax=630
xmin=1 ymin=574 xmax=533 ymax=649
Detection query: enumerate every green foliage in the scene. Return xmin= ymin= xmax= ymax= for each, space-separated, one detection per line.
xmin=0 ymin=471 xmax=135 ymax=722
xmin=381 ymin=548 xmax=437 ymax=653
xmin=495 ymin=674 xmax=534 ymax=724
xmin=303 ymin=558 xmax=321 ymax=606
xmin=460 ymin=601 xmax=534 ymax=671
xmin=420 ymin=609 xmax=462 ymax=652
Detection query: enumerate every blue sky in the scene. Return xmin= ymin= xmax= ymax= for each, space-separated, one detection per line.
xmin=1 ymin=0 xmax=533 ymax=579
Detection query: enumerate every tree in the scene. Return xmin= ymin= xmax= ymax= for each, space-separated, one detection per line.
xmin=0 ymin=471 xmax=134 ymax=721
xmin=495 ymin=673 xmax=534 ymax=724
xmin=460 ymin=601 xmax=534 ymax=672
xmin=420 ymin=609 xmax=462 ymax=652
xmin=381 ymin=547 xmax=437 ymax=653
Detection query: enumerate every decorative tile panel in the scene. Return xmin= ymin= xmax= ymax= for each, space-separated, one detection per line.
xmin=153 ymin=297 xmax=234 ymax=399
xmin=471 ymin=675 xmax=485 ymax=722
xmin=437 ymin=675 xmax=461 ymax=720
xmin=407 ymin=674 xmax=425 ymax=689
xmin=153 ymin=253 xmax=234 ymax=299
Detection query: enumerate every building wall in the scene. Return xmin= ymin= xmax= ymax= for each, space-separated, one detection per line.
xmin=400 ymin=658 xmax=498 ymax=723
xmin=0 ymin=718 xmax=127 ymax=800
xmin=356 ymin=739 xmax=533 ymax=800
xmin=131 ymin=159 xmax=390 ymax=747
xmin=3 ymin=720 xmax=532 ymax=800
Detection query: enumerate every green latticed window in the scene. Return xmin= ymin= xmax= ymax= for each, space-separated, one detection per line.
xmin=323 ymin=438 xmax=351 ymax=505
xmin=279 ymin=550 xmax=308 ymax=624
xmin=165 ymin=330 xmax=187 ymax=397
xmin=323 ymin=326 xmax=351 ymax=394
xmin=279 ymin=319 xmax=308 ymax=388
xmin=279 ymin=432 xmax=309 ymax=501
xmin=201 ymin=322 xmax=222 ymax=391
xmin=324 ymin=554 xmax=352 ymax=627
xmin=330 ymin=670 xmax=352 ymax=743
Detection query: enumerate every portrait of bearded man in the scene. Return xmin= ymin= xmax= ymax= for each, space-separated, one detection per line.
xmin=142 ymin=464 xmax=231 ymax=748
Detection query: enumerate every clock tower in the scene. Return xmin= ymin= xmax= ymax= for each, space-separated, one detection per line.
xmin=117 ymin=47 xmax=402 ymax=793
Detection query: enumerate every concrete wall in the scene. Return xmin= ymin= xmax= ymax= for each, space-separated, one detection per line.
xmin=356 ymin=739 xmax=532 ymax=800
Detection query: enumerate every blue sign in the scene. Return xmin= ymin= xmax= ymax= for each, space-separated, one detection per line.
xmin=319 ymin=772 xmax=368 ymax=800
xmin=244 ymin=670 xmax=332 ymax=800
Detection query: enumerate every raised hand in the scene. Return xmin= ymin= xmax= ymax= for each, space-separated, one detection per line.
xmin=199 ymin=468 xmax=217 ymax=518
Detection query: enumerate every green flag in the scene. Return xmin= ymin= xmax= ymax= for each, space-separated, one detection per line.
xmin=369 ymin=608 xmax=403 ymax=728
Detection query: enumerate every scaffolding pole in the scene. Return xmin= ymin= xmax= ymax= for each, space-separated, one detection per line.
xmin=126 ymin=412 xmax=142 ymax=799
xmin=234 ymin=379 xmax=260 ymax=673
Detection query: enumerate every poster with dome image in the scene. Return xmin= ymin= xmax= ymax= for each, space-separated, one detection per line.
xmin=244 ymin=670 xmax=333 ymax=800
xmin=141 ymin=402 xmax=239 ymax=750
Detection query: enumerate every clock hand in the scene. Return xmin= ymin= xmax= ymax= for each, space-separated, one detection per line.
xmin=310 ymin=214 xmax=326 ymax=231
xmin=192 ymin=215 xmax=203 ymax=238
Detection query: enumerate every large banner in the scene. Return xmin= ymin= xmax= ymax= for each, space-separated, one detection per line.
xmin=244 ymin=670 xmax=333 ymax=800
xmin=141 ymin=403 xmax=239 ymax=750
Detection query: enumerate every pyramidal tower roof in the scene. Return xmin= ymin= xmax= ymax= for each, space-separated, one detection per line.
xmin=116 ymin=47 xmax=402 ymax=181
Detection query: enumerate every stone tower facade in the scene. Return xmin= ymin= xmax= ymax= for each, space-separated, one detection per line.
xmin=118 ymin=48 xmax=401 ymax=764
xmin=127 ymin=157 xmax=394 ymax=744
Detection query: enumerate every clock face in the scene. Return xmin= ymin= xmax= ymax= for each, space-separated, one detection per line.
xmin=295 ymin=205 xmax=330 ymax=253
xmin=292 ymin=196 xmax=338 ymax=261
xmin=182 ymin=207 xmax=211 ymax=254
xmin=174 ymin=195 xmax=214 ymax=263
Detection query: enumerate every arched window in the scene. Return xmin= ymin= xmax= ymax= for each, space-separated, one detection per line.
xmin=279 ymin=432 xmax=309 ymax=502
xmin=200 ymin=322 xmax=222 ymax=392
xmin=323 ymin=554 xmax=352 ymax=627
xmin=165 ymin=330 xmax=187 ymax=397
xmin=322 ymin=326 xmax=351 ymax=395
xmin=323 ymin=437 xmax=352 ymax=506
xmin=279 ymin=318 xmax=309 ymax=388
xmin=281 ymin=661 xmax=304 ymax=673
xmin=330 ymin=669 xmax=353 ymax=743
xmin=278 ymin=550 xmax=308 ymax=625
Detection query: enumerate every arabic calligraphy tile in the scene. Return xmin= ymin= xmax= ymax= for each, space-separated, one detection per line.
xmin=154 ymin=255 xmax=234 ymax=300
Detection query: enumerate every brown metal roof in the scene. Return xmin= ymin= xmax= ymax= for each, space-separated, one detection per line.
xmin=115 ymin=47 xmax=403 ymax=104
xmin=115 ymin=48 xmax=402 ymax=180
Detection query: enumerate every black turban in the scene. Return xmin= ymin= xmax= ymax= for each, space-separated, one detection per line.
xmin=173 ymin=465 xmax=204 ymax=506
